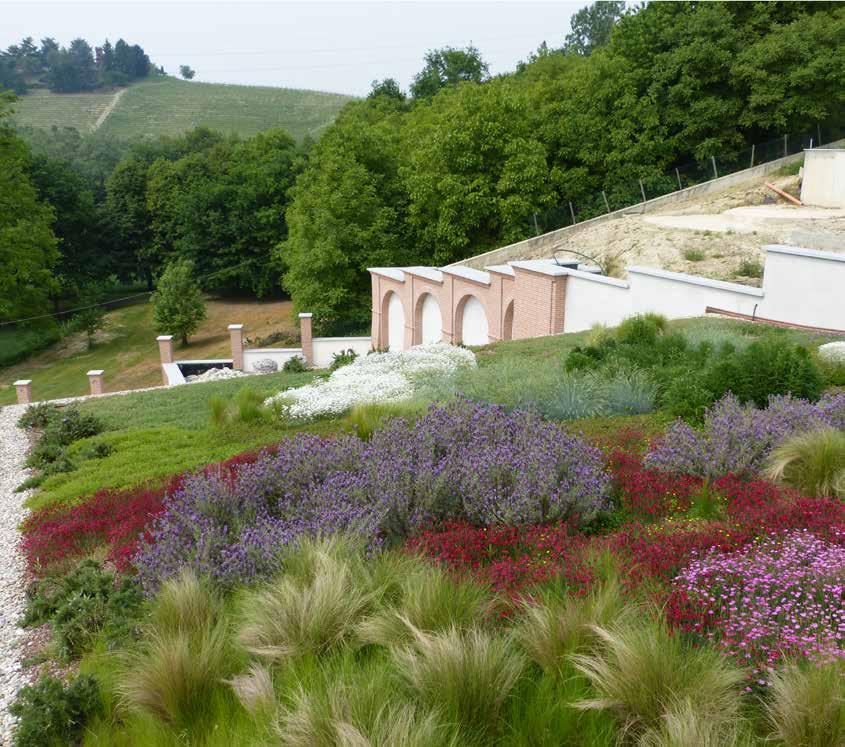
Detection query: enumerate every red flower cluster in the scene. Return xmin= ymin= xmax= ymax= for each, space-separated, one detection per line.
xmin=611 ymin=451 xmax=702 ymax=519
xmin=21 ymin=445 xmax=277 ymax=576
xmin=406 ymin=521 xmax=593 ymax=595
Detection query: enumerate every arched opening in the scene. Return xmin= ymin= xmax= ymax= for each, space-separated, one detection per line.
xmin=385 ymin=292 xmax=405 ymax=351
xmin=502 ymin=300 xmax=514 ymax=341
xmin=415 ymin=293 xmax=443 ymax=345
xmin=456 ymin=294 xmax=490 ymax=346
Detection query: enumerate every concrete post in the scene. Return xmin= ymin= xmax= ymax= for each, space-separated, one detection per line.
xmin=14 ymin=380 xmax=32 ymax=405
xmin=228 ymin=324 xmax=245 ymax=370
xmin=157 ymin=335 xmax=174 ymax=385
xmin=299 ymin=313 xmax=313 ymax=367
xmin=87 ymin=370 xmax=105 ymax=396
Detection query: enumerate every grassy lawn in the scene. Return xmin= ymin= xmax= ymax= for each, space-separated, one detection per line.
xmin=12 ymin=77 xmax=354 ymax=141
xmin=0 ymin=296 xmax=298 ymax=406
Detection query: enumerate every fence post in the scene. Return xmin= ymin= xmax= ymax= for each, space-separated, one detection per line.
xmin=639 ymin=179 xmax=647 ymax=205
xmin=14 ymin=380 xmax=32 ymax=405
xmin=711 ymin=156 xmax=718 ymax=179
xmin=568 ymin=202 xmax=576 ymax=224
xmin=675 ymin=168 xmax=682 ymax=190
xmin=602 ymin=190 xmax=610 ymax=213
xmin=532 ymin=213 xmax=540 ymax=236
xmin=750 ymin=144 xmax=755 ymax=168
xmin=783 ymin=134 xmax=788 ymax=158
xmin=809 ymin=138 xmax=813 ymax=150
xmin=87 ymin=370 xmax=105 ymax=396
xmin=817 ymin=123 xmax=822 ymax=147
xmin=298 ymin=313 xmax=314 ymax=367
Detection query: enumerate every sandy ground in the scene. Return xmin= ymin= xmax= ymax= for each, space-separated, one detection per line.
xmin=531 ymin=175 xmax=845 ymax=285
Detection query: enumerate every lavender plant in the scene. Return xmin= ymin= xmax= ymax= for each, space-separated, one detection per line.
xmin=135 ymin=401 xmax=610 ymax=592
xmin=645 ymin=392 xmax=845 ymax=479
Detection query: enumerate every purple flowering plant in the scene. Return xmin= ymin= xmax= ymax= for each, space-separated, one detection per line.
xmin=645 ymin=391 xmax=845 ymax=479
xmin=134 ymin=400 xmax=610 ymax=592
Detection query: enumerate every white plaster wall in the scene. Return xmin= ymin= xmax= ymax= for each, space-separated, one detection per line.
xmin=627 ymin=269 xmax=762 ymax=320
xmin=243 ymin=348 xmax=304 ymax=372
xmin=419 ymin=293 xmax=443 ymax=344
xmin=563 ymin=276 xmax=632 ymax=333
xmin=312 ymin=337 xmax=372 ymax=369
xmin=757 ymin=247 xmax=845 ymax=329
xmin=387 ymin=292 xmax=405 ymax=351
xmin=460 ymin=296 xmax=489 ymax=345
xmin=801 ymin=150 xmax=845 ymax=208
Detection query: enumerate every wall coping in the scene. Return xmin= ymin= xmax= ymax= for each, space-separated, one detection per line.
xmin=807 ymin=148 xmax=845 ymax=153
xmin=313 ymin=336 xmax=372 ymax=343
xmin=156 ymin=335 xmax=173 ymax=341
xmin=176 ymin=358 xmax=233 ymax=364
xmin=227 ymin=324 xmax=244 ymax=330
xmin=13 ymin=380 xmax=31 ymax=386
xmin=765 ymin=244 xmax=845 ymax=264
xmin=485 ymin=264 xmax=515 ymax=277
xmin=368 ymin=267 xmax=406 ymax=282
xmin=563 ymin=268 xmax=631 ymax=288
xmin=404 ymin=266 xmax=444 ymax=283
xmin=627 ymin=266 xmax=765 ymax=297
xmin=244 ymin=348 xmax=303 ymax=354
xmin=87 ymin=369 xmax=104 ymax=376
xmin=440 ymin=265 xmax=491 ymax=286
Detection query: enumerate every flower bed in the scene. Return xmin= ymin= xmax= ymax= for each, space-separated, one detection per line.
xmin=134 ymin=401 xmax=610 ymax=592
xmin=265 ymin=343 xmax=475 ymax=420
xmin=669 ymin=530 xmax=845 ymax=683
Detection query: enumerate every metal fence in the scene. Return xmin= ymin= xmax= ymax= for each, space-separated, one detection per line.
xmin=527 ymin=121 xmax=845 ymax=236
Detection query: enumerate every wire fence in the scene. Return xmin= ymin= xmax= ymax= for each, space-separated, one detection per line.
xmin=527 ymin=121 xmax=845 ymax=236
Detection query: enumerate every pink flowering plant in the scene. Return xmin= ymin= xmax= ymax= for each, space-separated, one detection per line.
xmin=669 ymin=529 xmax=845 ymax=688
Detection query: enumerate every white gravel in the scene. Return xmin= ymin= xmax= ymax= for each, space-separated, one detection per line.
xmin=0 ymin=403 xmax=35 ymax=743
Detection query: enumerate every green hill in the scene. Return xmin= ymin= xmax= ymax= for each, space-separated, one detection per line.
xmin=10 ymin=76 xmax=354 ymax=140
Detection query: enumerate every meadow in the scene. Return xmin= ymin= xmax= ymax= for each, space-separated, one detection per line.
xmin=10 ymin=315 xmax=845 ymax=746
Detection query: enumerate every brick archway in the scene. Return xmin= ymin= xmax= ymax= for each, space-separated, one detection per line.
xmin=502 ymin=299 xmax=514 ymax=341
xmin=414 ymin=292 xmax=443 ymax=345
xmin=455 ymin=293 xmax=491 ymax=346
xmin=380 ymin=290 xmax=407 ymax=351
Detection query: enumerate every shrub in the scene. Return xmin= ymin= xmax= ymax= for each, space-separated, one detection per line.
xmin=616 ymin=314 xmax=668 ymax=346
xmin=737 ymin=258 xmax=763 ymax=278
xmin=17 ymin=402 xmax=61 ymax=430
xmin=571 ymin=616 xmax=743 ymax=736
xmin=26 ymin=406 xmax=104 ymax=470
xmin=661 ymin=374 xmax=713 ymax=424
xmin=645 ymin=393 xmax=845 ymax=479
xmin=283 ymin=355 xmax=308 ymax=373
xmin=764 ymin=428 xmax=845 ymax=498
xmin=682 ymin=248 xmax=706 ymax=262
xmin=764 ymin=661 xmax=845 ymax=747
xmin=393 ymin=625 xmax=525 ymax=737
xmin=603 ymin=368 xmax=657 ymax=416
xmin=329 ymin=347 xmax=358 ymax=371
xmin=10 ymin=674 xmax=101 ymax=747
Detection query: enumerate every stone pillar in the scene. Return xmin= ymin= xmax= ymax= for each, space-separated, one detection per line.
xmin=14 ymin=380 xmax=32 ymax=405
xmin=87 ymin=370 xmax=105 ymax=396
xmin=299 ymin=313 xmax=314 ymax=367
xmin=228 ymin=324 xmax=245 ymax=370
xmin=157 ymin=335 xmax=174 ymax=385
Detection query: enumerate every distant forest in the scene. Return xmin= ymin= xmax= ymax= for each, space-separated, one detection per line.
xmin=0 ymin=36 xmax=157 ymax=94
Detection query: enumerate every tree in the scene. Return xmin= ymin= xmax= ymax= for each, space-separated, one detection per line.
xmin=0 ymin=92 xmax=59 ymax=321
xmin=179 ymin=65 xmax=196 ymax=80
xmin=563 ymin=1 xmax=626 ymax=55
xmin=71 ymin=297 xmax=107 ymax=349
xmin=368 ymin=78 xmax=404 ymax=101
xmin=151 ymin=258 xmax=206 ymax=345
xmin=410 ymin=45 xmax=489 ymax=99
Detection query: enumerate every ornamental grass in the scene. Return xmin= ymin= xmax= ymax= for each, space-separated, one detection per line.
xmin=764 ymin=427 xmax=845 ymax=498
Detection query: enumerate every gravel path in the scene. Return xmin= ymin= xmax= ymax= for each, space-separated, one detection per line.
xmin=0 ymin=403 xmax=34 ymax=744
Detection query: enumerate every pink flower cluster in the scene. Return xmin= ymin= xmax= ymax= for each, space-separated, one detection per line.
xmin=671 ymin=530 xmax=845 ymax=687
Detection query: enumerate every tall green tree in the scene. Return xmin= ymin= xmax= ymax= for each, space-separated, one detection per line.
xmin=151 ymin=258 xmax=206 ymax=345
xmin=563 ymin=1 xmax=626 ymax=55
xmin=410 ymin=45 xmax=489 ymax=100
xmin=0 ymin=93 xmax=59 ymax=321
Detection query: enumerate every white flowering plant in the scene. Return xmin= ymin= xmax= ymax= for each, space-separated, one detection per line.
xmin=818 ymin=341 xmax=845 ymax=365
xmin=265 ymin=343 xmax=476 ymax=420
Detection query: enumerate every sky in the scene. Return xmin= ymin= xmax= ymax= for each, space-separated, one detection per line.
xmin=1 ymin=0 xmax=584 ymax=96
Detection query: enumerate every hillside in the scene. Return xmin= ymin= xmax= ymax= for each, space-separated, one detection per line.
xmin=10 ymin=76 xmax=354 ymax=140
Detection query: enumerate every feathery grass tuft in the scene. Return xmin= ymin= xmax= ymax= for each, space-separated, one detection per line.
xmin=764 ymin=661 xmax=845 ymax=747
xmin=764 ymin=428 xmax=845 ymax=498
xmin=393 ymin=623 xmax=525 ymax=737
xmin=228 ymin=662 xmax=277 ymax=717
xmin=150 ymin=569 xmax=221 ymax=636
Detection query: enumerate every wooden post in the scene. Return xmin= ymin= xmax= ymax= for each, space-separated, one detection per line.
xmin=87 ymin=370 xmax=105 ymax=396
xmin=568 ymin=201 xmax=576 ymax=224
xmin=639 ymin=179 xmax=647 ymax=204
xmin=783 ymin=134 xmax=788 ymax=158
xmin=711 ymin=156 xmax=718 ymax=179
xmin=675 ymin=168 xmax=682 ymax=190
xmin=14 ymin=380 xmax=32 ymax=405
xmin=750 ymin=144 xmax=755 ymax=168
xmin=602 ymin=190 xmax=610 ymax=213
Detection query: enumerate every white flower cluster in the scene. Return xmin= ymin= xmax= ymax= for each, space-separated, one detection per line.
xmin=266 ymin=343 xmax=476 ymax=420
xmin=818 ymin=341 xmax=845 ymax=365
xmin=186 ymin=367 xmax=250 ymax=384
